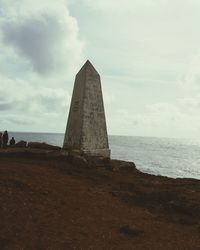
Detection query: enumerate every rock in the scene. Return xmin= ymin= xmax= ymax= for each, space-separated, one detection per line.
xmin=14 ymin=140 xmax=27 ymax=148
xmin=110 ymin=160 xmax=136 ymax=172
xmin=67 ymin=154 xmax=88 ymax=167
xmin=27 ymin=142 xmax=61 ymax=150
xmin=65 ymin=151 xmax=110 ymax=168
xmin=85 ymin=156 xmax=110 ymax=167
xmin=120 ymin=225 xmax=144 ymax=237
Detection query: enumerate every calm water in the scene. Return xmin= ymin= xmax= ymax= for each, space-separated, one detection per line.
xmin=9 ymin=132 xmax=200 ymax=180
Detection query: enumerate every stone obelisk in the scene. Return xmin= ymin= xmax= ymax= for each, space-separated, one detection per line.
xmin=63 ymin=60 xmax=110 ymax=158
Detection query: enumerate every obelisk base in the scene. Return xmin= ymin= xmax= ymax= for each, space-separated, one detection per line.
xmin=63 ymin=148 xmax=110 ymax=159
xmin=82 ymin=149 xmax=110 ymax=158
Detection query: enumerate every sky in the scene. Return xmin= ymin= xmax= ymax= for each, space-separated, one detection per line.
xmin=1 ymin=0 xmax=200 ymax=138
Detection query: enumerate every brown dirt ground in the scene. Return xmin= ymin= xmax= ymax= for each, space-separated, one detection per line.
xmin=0 ymin=150 xmax=200 ymax=250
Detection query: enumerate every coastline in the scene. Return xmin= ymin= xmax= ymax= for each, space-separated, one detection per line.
xmin=0 ymin=148 xmax=199 ymax=249
xmin=9 ymin=132 xmax=200 ymax=180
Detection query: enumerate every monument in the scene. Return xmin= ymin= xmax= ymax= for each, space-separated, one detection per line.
xmin=63 ymin=60 xmax=110 ymax=158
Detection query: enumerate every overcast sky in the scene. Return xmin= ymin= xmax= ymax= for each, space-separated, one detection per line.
xmin=1 ymin=0 xmax=200 ymax=138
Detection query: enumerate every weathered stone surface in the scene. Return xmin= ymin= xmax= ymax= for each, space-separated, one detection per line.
xmin=14 ymin=140 xmax=27 ymax=148
xmin=63 ymin=60 xmax=110 ymax=158
xmin=83 ymin=155 xmax=110 ymax=168
xmin=109 ymin=159 xmax=136 ymax=172
xmin=28 ymin=142 xmax=61 ymax=150
xmin=67 ymin=154 xmax=88 ymax=167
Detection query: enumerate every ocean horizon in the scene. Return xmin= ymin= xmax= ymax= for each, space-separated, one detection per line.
xmin=7 ymin=131 xmax=200 ymax=180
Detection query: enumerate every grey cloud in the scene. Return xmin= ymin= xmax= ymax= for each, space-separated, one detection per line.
xmin=2 ymin=15 xmax=67 ymax=74
xmin=5 ymin=116 xmax=35 ymax=126
xmin=36 ymin=94 xmax=67 ymax=112
xmin=0 ymin=90 xmax=18 ymax=111
xmin=0 ymin=81 xmax=68 ymax=116
xmin=0 ymin=102 xmax=14 ymax=111
xmin=132 ymin=119 xmax=140 ymax=126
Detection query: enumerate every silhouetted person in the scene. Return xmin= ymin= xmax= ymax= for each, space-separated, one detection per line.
xmin=0 ymin=132 xmax=2 ymax=148
xmin=2 ymin=130 xmax=8 ymax=148
xmin=9 ymin=137 xmax=15 ymax=146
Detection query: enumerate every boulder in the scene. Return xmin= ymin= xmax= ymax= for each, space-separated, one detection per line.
xmin=67 ymin=154 xmax=88 ymax=167
xmin=14 ymin=140 xmax=27 ymax=148
xmin=85 ymin=156 xmax=110 ymax=167
xmin=110 ymin=159 xmax=136 ymax=172
xmin=27 ymin=142 xmax=61 ymax=150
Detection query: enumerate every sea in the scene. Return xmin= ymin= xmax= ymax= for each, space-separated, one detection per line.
xmin=9 ymin=132 xmax=200 ymax=180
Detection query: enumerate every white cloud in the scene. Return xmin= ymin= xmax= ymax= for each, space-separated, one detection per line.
xmin=0 ymin=0 xmax=83 ymax=132
xmin=1 ymin=0 xmax=200 ymax=137
xmin=0 ymin=75 xmax=71 ymax=132
xmin=106 ymin=101 xmax=200 ymax=138
xmin=0 ymin=0 xmax=84 ymax=75
xmin=81 ymin=0 xmax=168 ymax=10
xmin=67 ymin=0 xmax=200 ymax=138
xmin=81 ymin=0 xmax=200 ymax=10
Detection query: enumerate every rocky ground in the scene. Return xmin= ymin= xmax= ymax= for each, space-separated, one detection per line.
xmin=0 ymin=148 xmax=200 ymax=250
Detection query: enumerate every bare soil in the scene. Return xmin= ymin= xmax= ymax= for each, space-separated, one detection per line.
xmin=0 ymin=149 xmax=199 ymax=250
